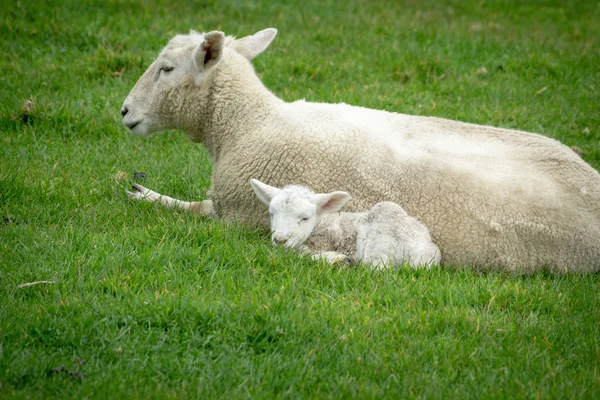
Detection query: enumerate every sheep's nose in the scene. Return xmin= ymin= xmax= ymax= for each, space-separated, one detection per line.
xmin=273 ymin=237 xmax=288 ymax=246
xmin=120 ymin=106 xmax=128 ymax=117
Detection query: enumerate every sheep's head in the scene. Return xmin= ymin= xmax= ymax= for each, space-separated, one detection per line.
xmin=249 ymin=179 xmax=351 ymax=248
xmin=121 ymin=28 xmax=277 ymax=137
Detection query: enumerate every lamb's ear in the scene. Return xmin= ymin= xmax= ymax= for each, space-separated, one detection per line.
xmin=229 ymin=28 xmax=277 ymax=60
xmin=193 ymin=31 xmax=225 ymax=70
xmin=250 ymin=179 xmax=281 ymax=206
xmin=315 ymin=192 xmax=351 ymax=214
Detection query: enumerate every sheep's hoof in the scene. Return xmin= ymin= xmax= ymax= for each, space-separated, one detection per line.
xmin=330 ymin=254 xmax=353 ymax=266
xmin=126 ymin=183 xmax=146 ymax=200
xmin=330 ymin=257 xmax=354 ymax=269
xmin=131 ymin=183 xmax=145 ymax=192
xmin=339 ymin=256 xmax=353 ymax=265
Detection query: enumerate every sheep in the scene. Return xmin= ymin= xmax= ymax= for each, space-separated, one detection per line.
xmin=121 ymin=27 xmax=600 ymax=273
xmin=249 ymin=179 xmax=441 ymax=269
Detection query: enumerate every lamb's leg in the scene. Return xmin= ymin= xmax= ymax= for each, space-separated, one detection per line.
xmin=126 ymin=184 xmax=214 ymax=217
xmin=310 ymin=251 xmax=352 ymax=265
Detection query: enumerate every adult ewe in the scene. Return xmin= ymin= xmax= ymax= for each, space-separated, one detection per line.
xmin=121 ymin=28 xmax=600 ymax=273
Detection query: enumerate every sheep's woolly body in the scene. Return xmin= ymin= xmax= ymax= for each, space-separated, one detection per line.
xmin=307 ymin=212 xmax=365 ymax=259
xmin=307 ymin=202 xmax=441 ymax=268
xmin=356 ymin=202 xmax=441 ymax=267
xmin=248 ymin=180 xmax=440 ymax=267
xmin=122 ymin=29 xmax=600 ymax=272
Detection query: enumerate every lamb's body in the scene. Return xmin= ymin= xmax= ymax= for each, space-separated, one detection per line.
xmin=249 ymin=180 xmax=441 ymax=268
xmin=308 ymin=203 xmax=441 ymax=268
xmin=122 ymin=28 xmax=600 ymax=273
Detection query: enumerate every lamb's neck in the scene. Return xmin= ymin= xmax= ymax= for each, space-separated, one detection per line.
xmin=188 ymin=52 xmax=282 ymax=161
xmin=336 ymin=212 xmax=369 ymax=238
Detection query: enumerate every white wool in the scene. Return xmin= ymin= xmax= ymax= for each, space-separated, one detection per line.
xmin=249 ymin=179 xmax=441 ymax=269
xmin=122 ymin=27 xmax=600 ymax=273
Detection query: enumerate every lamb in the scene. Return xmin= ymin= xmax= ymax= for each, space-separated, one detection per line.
xmin=249 ymin=179 xmax=441 ymax=269
xmin=121 ymin=27 xmax=600 ymax=273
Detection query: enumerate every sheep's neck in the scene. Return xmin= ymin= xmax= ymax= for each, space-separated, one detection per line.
xmin=191 ymin=52 xmax=282 ymax=162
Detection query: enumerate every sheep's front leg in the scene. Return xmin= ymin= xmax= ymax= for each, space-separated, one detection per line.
xmin=310 ymin=251 xmax=353 ymax=266
xmin=126 ymin=184 xmax=214 ymax=217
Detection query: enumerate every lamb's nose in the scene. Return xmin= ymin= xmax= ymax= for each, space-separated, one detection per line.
xmin=273 ymin=237 xmax=288 ymax=246
xmin=121 ymin=107 xmax=128 ymax=117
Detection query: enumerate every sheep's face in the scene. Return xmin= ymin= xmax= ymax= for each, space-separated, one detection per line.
xmin=269 ymin=195 xmax=319 ymax=248
xmin=121 ymin=32 xmax=221 ymax=137
xmin=249 ymin=179 xmax=351 ymax=249
xmin=121 ymin=28 xmax=277 ymax=137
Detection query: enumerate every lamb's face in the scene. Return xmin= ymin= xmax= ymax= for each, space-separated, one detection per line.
xmin=249 ymin=178 xmax=351 ymax=250
xmin=120 ymin=31 xmax=223 ymax=137
xmin=269 ymin=195 xmax=318 ymax=248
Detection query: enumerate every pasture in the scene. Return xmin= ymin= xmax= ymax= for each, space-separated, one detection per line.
xmin=1 ymin=0 xmax=599 ymax=398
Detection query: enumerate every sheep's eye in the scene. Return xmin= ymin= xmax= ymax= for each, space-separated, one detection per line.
xmin=269 ymin=213 xmax=274 ymax=219
xmin=300 ymin=216 xmax=310 ymax=222
xmin=160 ymin=66 xmax=174 ymax=73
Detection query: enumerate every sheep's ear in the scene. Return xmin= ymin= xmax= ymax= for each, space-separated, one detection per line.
xmin=315 ymin=191 xmax=351 ymax=214
xmin=250 ymin=179 xmax=281 ymax=206
xmin=230 ymin=28 xmax=277 ymax=60
xmin=193 ymin=31 xmax=225 ymax=70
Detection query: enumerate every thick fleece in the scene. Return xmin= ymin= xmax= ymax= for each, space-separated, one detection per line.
xmin=121 ymin=28 xmax=600 ymax=272
xmin=307 ymin=203 xmax=441 ymax=269
xmin=249 ymin=179 xmax=440 ymax=268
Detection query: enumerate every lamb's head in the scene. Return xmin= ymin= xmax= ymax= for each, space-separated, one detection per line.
xmin=121 ymin=28 xmax=277 ymax=137
xmin=249 ymin=179 xmax=351 ymax=248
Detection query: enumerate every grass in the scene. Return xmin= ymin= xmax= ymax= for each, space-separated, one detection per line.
xmin=1 ymin=0 xmax=599 ymax=398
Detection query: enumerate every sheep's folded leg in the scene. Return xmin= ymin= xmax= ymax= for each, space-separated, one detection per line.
xmin=310 ymin=251 xmax=352 ymax=265
xmin=126 ymin=183 xmax=214 ymax=217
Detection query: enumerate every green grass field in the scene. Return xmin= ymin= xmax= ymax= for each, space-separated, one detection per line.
xmin=1 ymin=0 xmax=599 ymax=398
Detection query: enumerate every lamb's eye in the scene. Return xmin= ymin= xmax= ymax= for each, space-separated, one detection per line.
xmin=160 ymin=66 xmax=174 ymax=73
xmin=300 ymin=216 xmax=310 ymax=222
